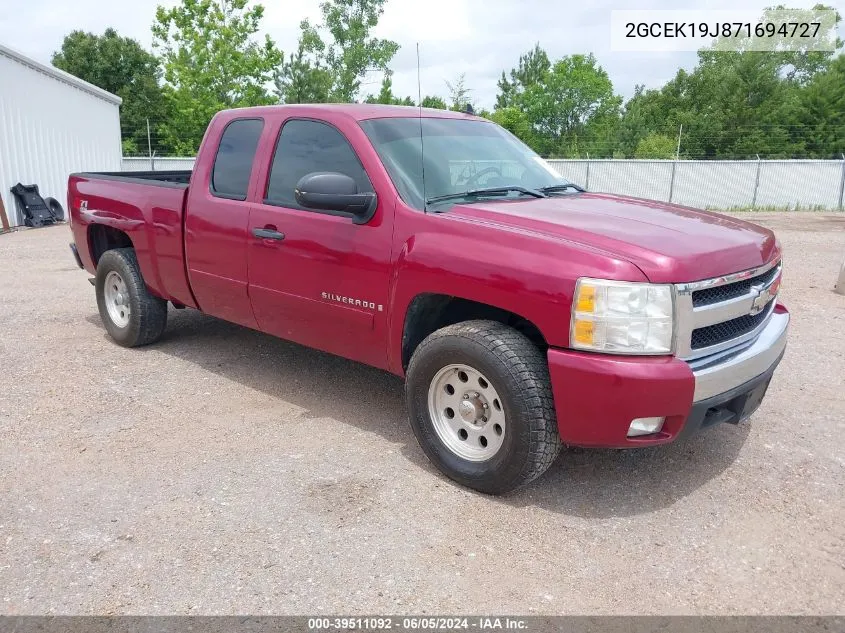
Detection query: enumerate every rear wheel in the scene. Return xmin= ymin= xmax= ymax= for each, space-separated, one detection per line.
xmin=95 ymin=248 xmax=167 ymax=347
xmin=406 ymin=320 xmax=561 ymax=494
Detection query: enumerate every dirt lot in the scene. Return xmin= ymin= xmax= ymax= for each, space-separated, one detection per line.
xmin=0 ymin=212 xmax=843 ymax=615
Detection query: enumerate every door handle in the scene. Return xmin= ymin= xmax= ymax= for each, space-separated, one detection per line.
xmin=252 ymin=226 xmax=285 ymax=241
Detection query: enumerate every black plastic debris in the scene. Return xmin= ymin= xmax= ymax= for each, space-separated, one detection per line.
xmin=10 ymin=183 xmax=63 ymax=228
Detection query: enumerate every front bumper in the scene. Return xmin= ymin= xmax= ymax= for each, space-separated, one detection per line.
xmin=688 ymin=308 xmax=789 ymax=401
xmin=547 ymin=305 xmax=789 ymax=448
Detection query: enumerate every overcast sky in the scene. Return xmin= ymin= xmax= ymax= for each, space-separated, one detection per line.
xmin=1 ymin=0 xmax=843 ymax=110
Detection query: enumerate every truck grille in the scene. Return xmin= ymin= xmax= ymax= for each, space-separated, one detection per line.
xmin=692 ymin=265 xmax=780 ymax=307
xmin=691 ymin=300 xmax=775 ymax=349
xmin=675 ymin=260 xmax=781 ymax=360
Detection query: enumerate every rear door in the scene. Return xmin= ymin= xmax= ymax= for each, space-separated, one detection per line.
xmin=184 ymin=117 xmax=264 ymax=328
xmin=246 ymin=116 xmax=394 ymax=369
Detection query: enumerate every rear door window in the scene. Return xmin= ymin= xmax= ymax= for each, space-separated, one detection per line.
xmin=211 ymin=118 xmax=264 ymax=200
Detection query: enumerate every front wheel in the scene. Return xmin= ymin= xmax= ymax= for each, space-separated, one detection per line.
xmin=95 ymin=248 xmax=167 ymax=347
xmin=405 ymin=320 xmax=562 ymax=494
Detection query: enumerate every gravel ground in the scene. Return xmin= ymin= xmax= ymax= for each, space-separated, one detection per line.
xmin=0 ymin=212 xmax=843 ymax=615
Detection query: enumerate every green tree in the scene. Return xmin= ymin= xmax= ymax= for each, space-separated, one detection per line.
xmin=421 ymin=95 xmax=448 ymax=110
xmin=445 ymin=73 xmax=472 ymax=111
xmin=691 ymin=4 xmax=841 ymax=157
xmin=616 ymin=69 xmax=704 ymax=158
xmin=293 ymin=0 xmax=398 ymax=103
xmin=365 ymin=72 xmax=414 ymax=105
xmin=620 ymin=50 xmax=808 ymax=158
xmin=152 ymin=0 xmax=282 ymax=153
xmin=495 ymin=43 xmax=550 ymax=110
xmin=274 ymin=19 xmax=331 ymax=104
xmin=536 ymin=55 xmax=621 ymax=156
xmin=616 ymin=5 xmax=843 ymax=158
xmin=52 ymin=28 xmax=168 ymax=155
xmin=634 ymin=133 xmax=677 ymax=158
xmin=797 ymin=53 xmax=845 ymax=156
xmin=490 ymin=107 xmax=535 ymax=147
xmin=493 ymin=47 xmax=621 ymax=156
xmin=708 ymin=4 xmax=841 ymax=83
xmin=615 ymin=85 xmax=670 ymax=157
xmin=521 ymin=54 xmax=620 ymax=156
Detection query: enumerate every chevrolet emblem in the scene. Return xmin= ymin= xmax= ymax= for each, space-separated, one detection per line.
xmin=749 ymin=274 xmax=781 ymax=316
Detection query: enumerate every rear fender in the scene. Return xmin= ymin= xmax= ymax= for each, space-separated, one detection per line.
xmin=68 ymin=175 xmax=193 ymax=305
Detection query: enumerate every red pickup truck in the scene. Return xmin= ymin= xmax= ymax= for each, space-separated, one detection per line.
xmin=68 ymin=104 xmax=789 ymax=494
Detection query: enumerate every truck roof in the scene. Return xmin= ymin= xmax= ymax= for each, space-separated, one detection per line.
xmin=215 ymin=103 xmax=484 ymax=122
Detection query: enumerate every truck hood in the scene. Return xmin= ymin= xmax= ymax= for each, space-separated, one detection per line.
xmin=448 ymin=193 xmax=779 ymax=283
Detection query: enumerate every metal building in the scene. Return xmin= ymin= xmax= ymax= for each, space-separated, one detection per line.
xmin=0 ymin=43 xmax=122 ymax=227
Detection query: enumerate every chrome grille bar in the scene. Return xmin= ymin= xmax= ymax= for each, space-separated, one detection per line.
xmin=674 ymin=259 xmax=782 ymax=360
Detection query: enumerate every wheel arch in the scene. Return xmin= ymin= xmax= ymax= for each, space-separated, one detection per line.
xmin=400 ymin=293 xmax=548 ymax=372
xmin=88 ymin=224 xmax=134 ymax=266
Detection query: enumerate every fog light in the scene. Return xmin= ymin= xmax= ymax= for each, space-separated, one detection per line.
xmin=627 ymin=416 xmax=666 ymax=437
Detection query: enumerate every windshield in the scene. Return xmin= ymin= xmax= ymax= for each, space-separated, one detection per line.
xmin=359 ymin=117 xmax=573 ymax=210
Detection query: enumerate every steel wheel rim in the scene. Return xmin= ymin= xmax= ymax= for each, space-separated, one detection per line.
xmin=427 ymin=363 xmax=506 ymax=462
xmin=104 ymin=271 xmax=130 ymax=328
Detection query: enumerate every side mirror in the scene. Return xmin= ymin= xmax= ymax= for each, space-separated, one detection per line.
xmin=294 ymin=172 xmax=377 ymax=224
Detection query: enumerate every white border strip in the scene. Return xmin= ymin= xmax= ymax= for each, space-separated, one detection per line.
xmin=0 ymin=42 xmax=122 ymax=106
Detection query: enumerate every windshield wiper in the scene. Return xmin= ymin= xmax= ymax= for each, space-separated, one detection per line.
xmin=426 ymin=186 xmax=546 ymax=206
xmin=539 ymin=183 xmax=585 ymax=194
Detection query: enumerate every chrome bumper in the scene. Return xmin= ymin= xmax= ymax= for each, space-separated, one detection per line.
xmin=690 ymin=310 xmax=789 ymax=402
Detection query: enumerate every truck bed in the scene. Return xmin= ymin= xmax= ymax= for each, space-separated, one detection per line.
xmin=72 ymin=170 xmax=192 ymax=187
xmin=68 ymin=170 xmax=196 ymax=309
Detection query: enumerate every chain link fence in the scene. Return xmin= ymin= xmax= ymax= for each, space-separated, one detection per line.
xmin=121 ymin=156 xmax=845 ymax=211
xmin=121 ymin=157 xmax=196 ymax=172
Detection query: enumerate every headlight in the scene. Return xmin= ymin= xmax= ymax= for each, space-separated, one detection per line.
xmin=570 ymin=278 xmax=674 ymax=354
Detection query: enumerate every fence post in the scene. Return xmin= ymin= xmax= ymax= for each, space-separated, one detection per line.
xmin=752 ymin=154 xmax=762 ymax=209
xmin=838 ymin=153 xmax=845 ymax=211
xmin=668 ymin=160 xmax=677 ymax=203
xmin=585 ymin=153 xmax=591 ymax=190
xmin=675 ymin=124 xmax=682 ymax=160
xmin=147 ymin=118 xmax=154 ymax=171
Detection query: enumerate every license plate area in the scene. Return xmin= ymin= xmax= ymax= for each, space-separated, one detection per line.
xmin=738 ymin=378 xmax=771 ymax=421
xmin=700 ymin=378 xmax=772 ymax=428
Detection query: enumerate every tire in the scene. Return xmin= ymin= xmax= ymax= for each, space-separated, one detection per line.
xmin=405 ymin=320 xmax=562 ymax=494
xmin=44 ymin=197 xmax=65 ymax=222
xmin=95 ymin=248 xmax=167 ymax=347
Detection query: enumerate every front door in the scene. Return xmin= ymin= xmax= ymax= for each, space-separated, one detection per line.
xmin=247 ymin=118 xmax=394 ymax=369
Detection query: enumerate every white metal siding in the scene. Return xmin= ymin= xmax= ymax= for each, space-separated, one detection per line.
xmin=0 ymin=45 xmax=121 ymax=227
